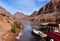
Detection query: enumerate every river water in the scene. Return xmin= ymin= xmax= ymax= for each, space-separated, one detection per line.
xmin=16 ymin=21 xmax=40 ymax=41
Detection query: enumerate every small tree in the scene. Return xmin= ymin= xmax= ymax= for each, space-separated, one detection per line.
xmin=11 ymin=25 xmax=16 ymax=33
xmin=14 ymin=21 xmax=21 ymax=28
xmin=11 ymin=21 xmax=22 ymax=33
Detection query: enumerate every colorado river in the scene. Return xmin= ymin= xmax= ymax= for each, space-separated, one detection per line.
xmin=16 ymin=21 xmax=40 ymax=41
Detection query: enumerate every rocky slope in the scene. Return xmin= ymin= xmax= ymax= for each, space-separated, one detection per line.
xmin=29 ymin=0 xmax=60 ymax=23
xmin=38 ymin=0 xmax=60 ymax=14
xmin=0 ymin=6 xmax=11 ymax=16
xmin=0 ymin=6 xmax=23 ymax=41
xmin=30 ymin=11 xmax=38 ymax=17
xmin=14 ymin=12 xmax=28 ymax=20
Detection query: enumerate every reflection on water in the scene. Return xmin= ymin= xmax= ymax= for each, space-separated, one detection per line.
xmin=16 ymin=21 xmax=40 ymax=41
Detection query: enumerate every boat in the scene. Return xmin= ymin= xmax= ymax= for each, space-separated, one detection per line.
xmin=32 ymin=23 xmax=60 ymax=41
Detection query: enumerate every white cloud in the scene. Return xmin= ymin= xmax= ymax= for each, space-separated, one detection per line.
xmin=0 ymin=1 xmax=24 ymax=15
xmin=13 ymin=0 xmax=36 ymax=9
xmin=11 ymin=0 xmax=38 ymax=15
xmin=0 ymin=0 xmax=50 ymax=15
xmin=38 ymin=0 xmax=50 ymax=2
xmin=38 ymin=0 xmax=46 ymax=2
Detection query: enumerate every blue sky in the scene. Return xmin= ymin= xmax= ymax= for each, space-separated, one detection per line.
xmin=0 ymin=0 xmax=50 ymax=15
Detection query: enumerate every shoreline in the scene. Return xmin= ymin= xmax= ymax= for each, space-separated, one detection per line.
xmin=16 ymin=30 xmax=23 ymax=39
xmin=3 ymin=28 xmax=24 ymax=41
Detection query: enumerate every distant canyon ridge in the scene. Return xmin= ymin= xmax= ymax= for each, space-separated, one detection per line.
xmin=29 ymin=0 xmax=60 ymax=23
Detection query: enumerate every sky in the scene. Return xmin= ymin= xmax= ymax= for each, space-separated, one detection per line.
xmin=0 ymin=0 xmax=50 ymax=15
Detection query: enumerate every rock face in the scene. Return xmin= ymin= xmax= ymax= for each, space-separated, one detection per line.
xmin=0 ymin=6 xmax=15 ymax=41
xmin=38 ymin=0 xmax=60 ymax=14
xmin=0 ymin=6 xmax=14 ymax=30
xmin=0 ymin=6 xmax=23 ymax=41
xmin=14 ymin=12 xmax=27 ymax=20
xmin=0 ymin=6 xmax=11 ymax=16
xmin=30 ymin=11 xmax=38 ymax=17
xmin=29 ymin=0 xmax=60 ymax=23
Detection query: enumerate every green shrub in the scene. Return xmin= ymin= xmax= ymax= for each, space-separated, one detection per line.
xmin=11 ymin=25 xmax=16 ymax=33
xmin=0 ymin=13 xmax=6 ymax=16
xmin=11 ymin=21 xmax=21 ymax=33
xmin=14 ymin=21 xmax=21 ymax=29
xmin=7 ymin=16 xmax=10 ymax=17
xmin=7 ymin=21 xmax=10 ymax=23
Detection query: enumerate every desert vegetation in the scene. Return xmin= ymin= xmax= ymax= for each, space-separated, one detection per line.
xmin=11 ymin=21 xmax=22 ymax=33
xmin=0 ymin=13 xmax=6 ymax=16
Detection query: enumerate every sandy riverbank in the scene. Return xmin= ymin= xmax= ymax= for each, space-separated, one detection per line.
xmin=1 ymin=27 xmax=23 ymax=41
